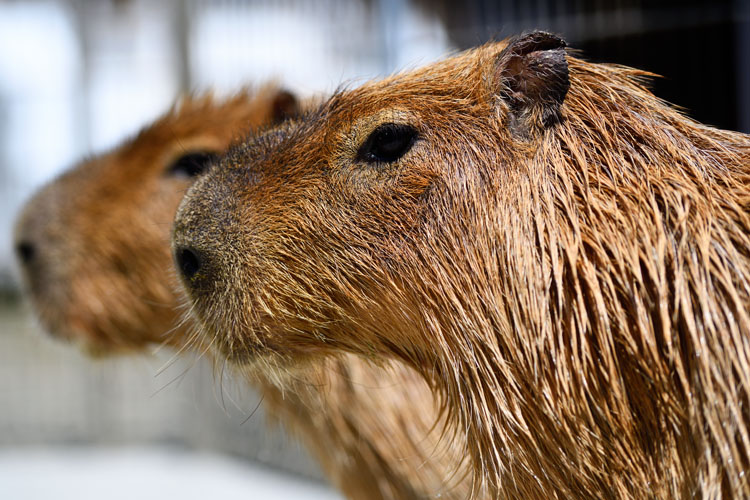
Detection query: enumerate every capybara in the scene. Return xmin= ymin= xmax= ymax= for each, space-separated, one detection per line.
xmin=14 ymin=87 xmax=471 ymax=499
xmin=173 ymin=32 xmax=750 ymax=498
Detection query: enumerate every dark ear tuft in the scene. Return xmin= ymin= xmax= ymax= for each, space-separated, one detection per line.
xmin=495 ymin=31 xmax=569 ymax=138
xmin=270 ymin=90 xmax=299 ymax=123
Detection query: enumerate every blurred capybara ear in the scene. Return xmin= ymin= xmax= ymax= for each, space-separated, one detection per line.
xmin=494 ymin=31 xmax=569 ymax=138
xmin=270 ymin=89 xmax=300 ymax=123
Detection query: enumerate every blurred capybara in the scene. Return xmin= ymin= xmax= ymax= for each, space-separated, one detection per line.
xmin=173 ymin=32 xmax=750 ymax=498
xmin=15 ymin=86 xmax=296 ymax=353
xmin=14 ymin=87 xmax=471 ymax=500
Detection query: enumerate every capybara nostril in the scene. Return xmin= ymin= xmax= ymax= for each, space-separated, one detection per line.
xmin=175 ymin=246 xmax=201 ymax=281
xmin=15 ymin=241 xmax=35 ymax=265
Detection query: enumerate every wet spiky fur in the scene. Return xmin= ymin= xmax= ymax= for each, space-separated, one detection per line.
xmin=175 ymin=37 xmax=750 ymax=498
xmin=15 ymin=87 xmax=472 ymax=500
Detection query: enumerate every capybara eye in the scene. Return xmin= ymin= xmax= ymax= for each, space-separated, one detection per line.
xmin=357 ymin=123 xmax=418 ymax=164
xmin=167 ymin=151 xmax=218 ymax=178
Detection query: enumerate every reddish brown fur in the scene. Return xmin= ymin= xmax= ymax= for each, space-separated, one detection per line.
xmin=174 ymin=35 xmax=750 ymax=498
xmin=15 ymin=87 xmax=472 ymax=499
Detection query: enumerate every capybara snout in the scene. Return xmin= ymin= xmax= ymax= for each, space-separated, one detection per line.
xmin=171 ymin=170 xmax=239 ymax=299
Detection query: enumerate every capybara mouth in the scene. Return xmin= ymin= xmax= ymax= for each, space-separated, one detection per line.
xmin=220 ymin=340 xmax=265 ymax=365
xmin=24 ymin=297 xmax=75 ymax=342
xmin=192 ymin=311 xmax=298 ymax=369
xmin=30 ymin=300 xmax=149 ymax=356
xmin=33 ymin=313 xmax=108 ymax=354
xmin=209 ymin=328 xmax=280 ymax=367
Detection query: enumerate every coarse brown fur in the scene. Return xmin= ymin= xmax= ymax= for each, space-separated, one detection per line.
xmin=174 ymin=33 xmax=750 ymax=498
xmin=14 ymin=87 xmax=472 ymax=500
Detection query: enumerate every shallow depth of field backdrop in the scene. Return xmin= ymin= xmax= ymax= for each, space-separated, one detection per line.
xmin=0 ymin=1 xmax=748 ymax=498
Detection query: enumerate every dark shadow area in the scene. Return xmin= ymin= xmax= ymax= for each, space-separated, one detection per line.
xmin=420 ymin=0 xmax=747 ymax=132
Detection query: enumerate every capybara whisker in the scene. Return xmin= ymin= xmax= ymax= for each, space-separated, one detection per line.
xmin=150 ymin=362 xmax=195 ymax=398
xmin=239 ymin=393 xmax=265 ymax=426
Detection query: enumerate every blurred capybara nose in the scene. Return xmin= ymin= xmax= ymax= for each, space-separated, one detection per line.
xmin=15 ymin=241 xmax=36 ymax=266
xmin=175 ymin=246 xmax=202 ymax=281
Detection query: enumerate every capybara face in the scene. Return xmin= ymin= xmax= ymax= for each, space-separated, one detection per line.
xmin=15 ymin=88 xmax=297 ymax=355
xmin=176 ymin=32 xmax=750 ymax=498
xmin=173 ymin=33 xmax=569 ymax=365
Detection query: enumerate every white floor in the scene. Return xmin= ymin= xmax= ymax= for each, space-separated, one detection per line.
xmin=0 ymin=446 xmax=343 ymax=500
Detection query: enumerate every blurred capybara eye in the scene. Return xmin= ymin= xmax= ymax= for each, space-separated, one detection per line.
xmin=357 ymin=123 xmax=417 ymax=164
xmin=167 ymin=151 xmax=218 ymax=178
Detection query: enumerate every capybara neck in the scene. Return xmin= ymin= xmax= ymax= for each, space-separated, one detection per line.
xmin=174 ymin=32 xmax=750 ymax=498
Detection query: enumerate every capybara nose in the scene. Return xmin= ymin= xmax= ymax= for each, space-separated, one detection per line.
xmin=175 ymin=246 xmax=202 ymax=281
xmin=15 ymin=240 xmax=36 ymax=266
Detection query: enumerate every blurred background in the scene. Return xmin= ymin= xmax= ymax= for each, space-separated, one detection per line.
xmin=0 ymin=0 xmax=748 ymax=498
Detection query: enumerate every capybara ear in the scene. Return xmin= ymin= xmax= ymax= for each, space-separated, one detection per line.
xmin=494 ymin=31 xmax=569 ymax=138
xmin=270 ymin=89 xmax=300 ymax=123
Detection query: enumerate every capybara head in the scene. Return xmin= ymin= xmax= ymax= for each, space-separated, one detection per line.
xmin=14 ymin=86 xmax=298 ymax=355
xmin=173 ymin=32 xmax=569 ymax=365
xmin=175 ymin=32 xmax=750 ymax=498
